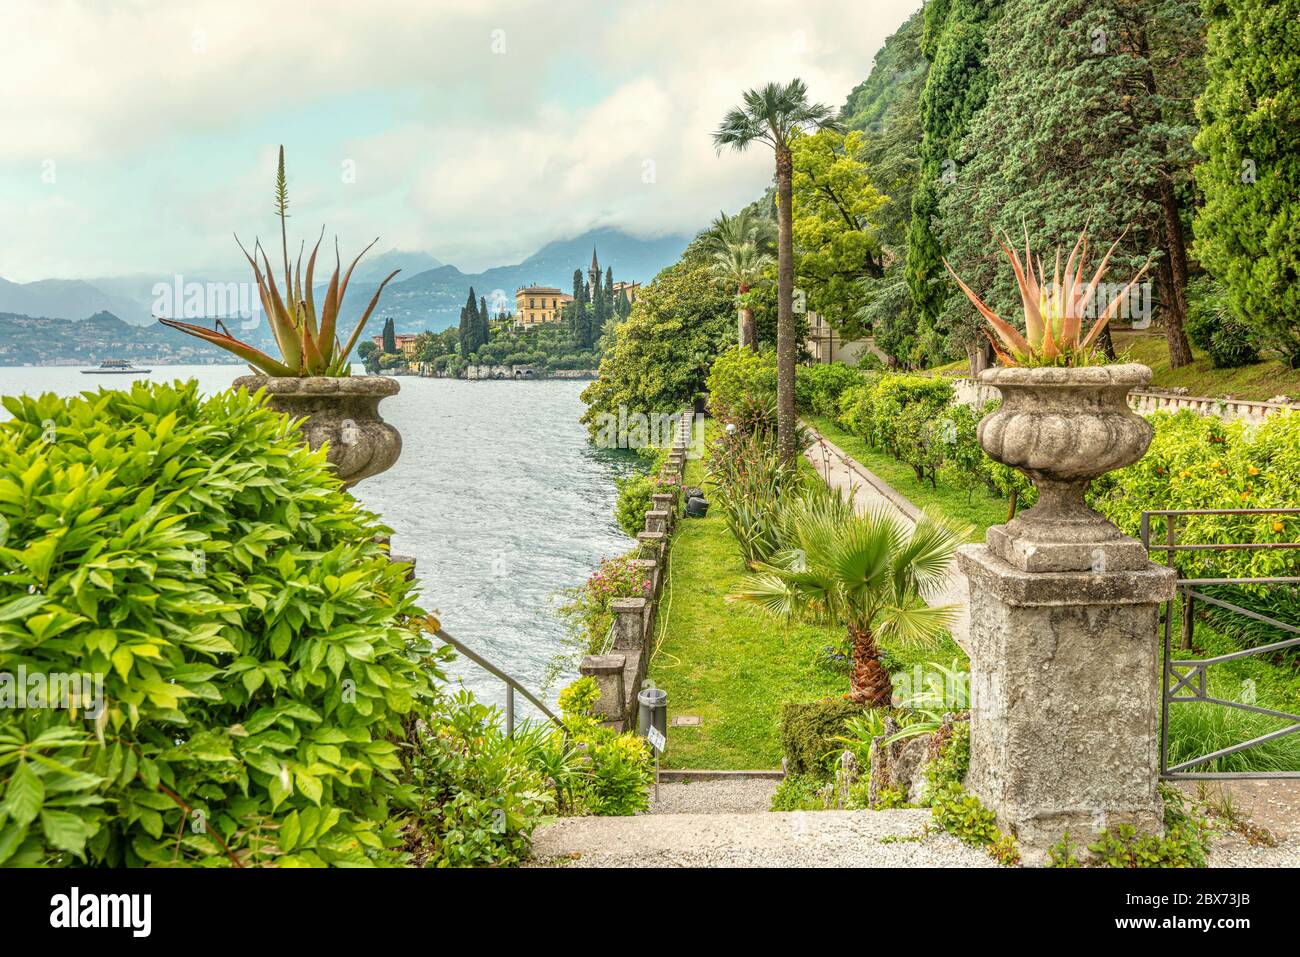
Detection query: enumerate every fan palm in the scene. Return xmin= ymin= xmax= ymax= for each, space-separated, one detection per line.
xmin=730 ymin=504 xmax=964 ymax=706
xmin=714 ymin=79 xmax=841 ymax=464
xmin=709 ymin=241 xmax=773 ymax=348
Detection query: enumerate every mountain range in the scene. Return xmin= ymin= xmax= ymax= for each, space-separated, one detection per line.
xmin=0 ymin=227 xmax=691 ymax=337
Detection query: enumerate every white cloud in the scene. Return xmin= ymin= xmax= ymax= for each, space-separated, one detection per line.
xmin=0 ymin=0 xmax=922 ymax=278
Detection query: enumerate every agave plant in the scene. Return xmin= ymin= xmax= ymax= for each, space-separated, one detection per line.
xmin=944 ymin=226 xmax=1150 ymax=367
xmin=158 ymin=146 xmax=400 ymax=376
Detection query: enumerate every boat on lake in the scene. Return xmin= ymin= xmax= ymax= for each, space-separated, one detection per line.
xmin=81 ymin=359 xmax=152 ymax=375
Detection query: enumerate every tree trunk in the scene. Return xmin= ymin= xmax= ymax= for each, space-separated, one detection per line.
xmin=1157 ymin=174 xmax=1194 ymax=368
xmin=775 ymin=145 xmax=797 ymax=465
xmin=738 ymin=283 xmax=756 ymax=350
xmin=965 ymin=340 xmax=989 ymax=377
xmin=1133 ymin=15 xmax=1194 ymax=370
xmin=848 ymin=625 xmax=892 ymax=706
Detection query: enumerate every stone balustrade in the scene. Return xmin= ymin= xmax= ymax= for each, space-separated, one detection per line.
xmin=578 ymin=411 xmax=697 ymax=730
xmin=952 ymin=377 xmax=1297 ymax=425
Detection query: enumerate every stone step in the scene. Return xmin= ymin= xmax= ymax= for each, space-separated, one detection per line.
xmin=529 ymin=808 xmax=997 ymax=868
xmin=648 ymin=778 xmax=779 ymax=815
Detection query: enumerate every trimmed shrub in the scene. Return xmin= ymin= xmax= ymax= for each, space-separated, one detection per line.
xmin=795 ymin=363 xmax=866 ymax=416
xmin=0 ymin=382 xmax=438 ymax=866
xmin=779 ymin=698 xmax=866 ymax=778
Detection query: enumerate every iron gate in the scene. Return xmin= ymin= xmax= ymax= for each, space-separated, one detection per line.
xmin=1140 ymin=508 xmax=1300 ymax=780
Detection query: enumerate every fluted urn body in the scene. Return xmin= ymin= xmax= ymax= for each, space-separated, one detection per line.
xmin=976 ymin=363 xmax=1153 ymax=573
xmin=233 ymin=375 xmax=402 ymax=489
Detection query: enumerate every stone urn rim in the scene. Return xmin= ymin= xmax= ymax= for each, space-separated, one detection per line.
xmin=975 ymin=360 xmax=1155 ymax=573
xmin=232 ymin=374 xmax=400 ymax=397
xmin=976 ymin=361 xmax=1152 ymax=390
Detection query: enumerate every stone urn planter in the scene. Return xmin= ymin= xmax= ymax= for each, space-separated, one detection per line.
xmin=233 ymin=375 xmax=401 ymax=489
xmin=976 ymin=363 xmax=1154 ymax=573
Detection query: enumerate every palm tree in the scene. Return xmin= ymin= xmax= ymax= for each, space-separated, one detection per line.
xmin=709 ymin=240 xmax=773 ymax=348
xmin=730 ymin=503 xmax=963 ymax=706
xmin=714 ymin=79 xmax=841 ymax=464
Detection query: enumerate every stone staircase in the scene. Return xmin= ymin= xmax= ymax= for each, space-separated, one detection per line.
xmin=529 ymin=776 xmax=994 ymax=868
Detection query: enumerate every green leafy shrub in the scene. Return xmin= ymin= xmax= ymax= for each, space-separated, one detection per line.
xmin=836 ymin=383 xmax=876 ymax=441
xmin=930 ymin=783 xmax=1019 ymax=865
xmin=555 ymin=677 xmax=653 ymax=816
xmin=770 ymin=774 xmax=827 ymax=811
xmin=1086 ymin=786 xmax=1211 ymax=868
xmin=705 ymin=347 xmax=777 ymax=425
xmin=0 ymin=382 xmax=439 ymax=867
xmin=869 ymin=374 xmax=955 ymax=458
xmin=795 ymin=363 xmax=865 ymax=416
xmin=404 ymin=691 xmax=553 ymax=867
xmin=779 ymin=698 xmax=866 ymax=778
xmin=1090 ymin=410 xmax=1300 ymax=579
xmin=1184 ymin=277 xmax=1260 ymax=369
xmin=614 ymin=473 xmax=657 ymax=538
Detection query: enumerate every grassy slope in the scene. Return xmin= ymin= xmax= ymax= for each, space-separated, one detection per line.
xmin=808 ymin=415 xmax=1007 ymax=540
xmin=650 ymin=436 xmax=964 ymax=769
xmin=649 ymin=454 xmax=846 ymax=769
xmin=925 ymin=333 xmax=1300 ymax=402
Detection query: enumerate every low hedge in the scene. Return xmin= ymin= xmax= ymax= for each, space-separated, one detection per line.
xmin=779 ymin=697 xmax=866 ymax=778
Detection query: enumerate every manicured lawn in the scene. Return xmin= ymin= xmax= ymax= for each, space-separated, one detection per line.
xmin=1113 ymin=332 xmax=1300 ymax=403
xmin=807 ymin=415 xmax=1007 ymax=541
xmin=650 ymin=438 xmax=964 ymax=770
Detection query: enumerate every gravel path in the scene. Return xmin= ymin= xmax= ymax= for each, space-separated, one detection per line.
xmin=530 ymin=808 xmax=997 ymax=868
xmin=649 ymin=779 xmax=778 ymax=815
xmin=804 ymin=430 xmax=971 ymax=652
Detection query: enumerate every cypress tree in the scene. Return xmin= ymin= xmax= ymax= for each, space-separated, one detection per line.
xmin=463 ymin=288 xmax=481 ymax=353
xmin=479 ymin=294 xmax=491 ymax=346
xmin=382 ymin=316 xmax=396 ymax=354
xmin=906 ymin=0 xmax=1002 ymax=366
xmin=1194 ymin=0 xmax=1300 ymax=367
xmin=457 ymin=306 xmax=471 ymax=357
xmin=570 ymin=269 xmax=590 ymax=348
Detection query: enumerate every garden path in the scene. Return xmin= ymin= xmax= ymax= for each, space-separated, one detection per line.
xmin=803 ymin=429 xmax=972 ymax=653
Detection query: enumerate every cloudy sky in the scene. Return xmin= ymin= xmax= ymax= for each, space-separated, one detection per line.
xmin=0 ymin=0 xmax=920 ymax=282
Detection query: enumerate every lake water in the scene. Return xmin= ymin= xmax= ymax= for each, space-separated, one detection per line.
xmin=0 ymin=365 xmax=639 ymax=716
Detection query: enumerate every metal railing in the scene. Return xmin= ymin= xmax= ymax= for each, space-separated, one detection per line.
xmin=1140 ymin=508 xmax=1300 ymax=779
xmin=430 ymin=626 xmax=566 ymax=737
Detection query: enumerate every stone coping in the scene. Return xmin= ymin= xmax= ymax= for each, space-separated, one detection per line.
xmin=957 ymin=543 xmax=1176 ymax=607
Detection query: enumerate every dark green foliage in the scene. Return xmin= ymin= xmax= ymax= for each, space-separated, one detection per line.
xmin=779 ymin=698 xmax=866 ymax=778
xmin=1193 ymin=0 xmax=1300 ymax=368
xmin=381 ymin=316 xmax=396 ymax=354
xmin=1184 ymin=277 xmax=1260 ymax=369
xmin=769 ymin=774 xmax=828 ymax=811
xmin=935 ymin=0 xmax=1202 ymax=366
xmin=581 ymin=239 xmax=735 ymax=441
xmin=906 ymin=0 xmax=1002 ymax=361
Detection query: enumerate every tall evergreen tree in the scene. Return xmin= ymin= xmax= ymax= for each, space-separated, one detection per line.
xmin=906 ymin=0 xmax=1003 ymax=369
xmin=617 ymin=288 xmax=632 ymax=319
xmin=463 ymin=288 xmax=481 ymax=353
xmin=479 ymin=294 xmax=491 ymax=346
xmin=1194 ymin=0 xmax=1300 ymax=367
xmin=936 ymin=0 xmax=1201 ymax=370
xmin=570 ymin=269 xmax=590 ymax=347
xmin=457 ymin=306 xmax=471 ymax=357
xmin=381 ymin=316 xmax=396 ymax=354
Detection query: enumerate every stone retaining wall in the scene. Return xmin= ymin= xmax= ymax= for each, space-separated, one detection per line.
xmin=579 ymin=413 xmax=695 ymax=731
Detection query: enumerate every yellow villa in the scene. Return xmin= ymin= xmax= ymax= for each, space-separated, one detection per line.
xmin=515 ymin=286 xmax=572 ymax=326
